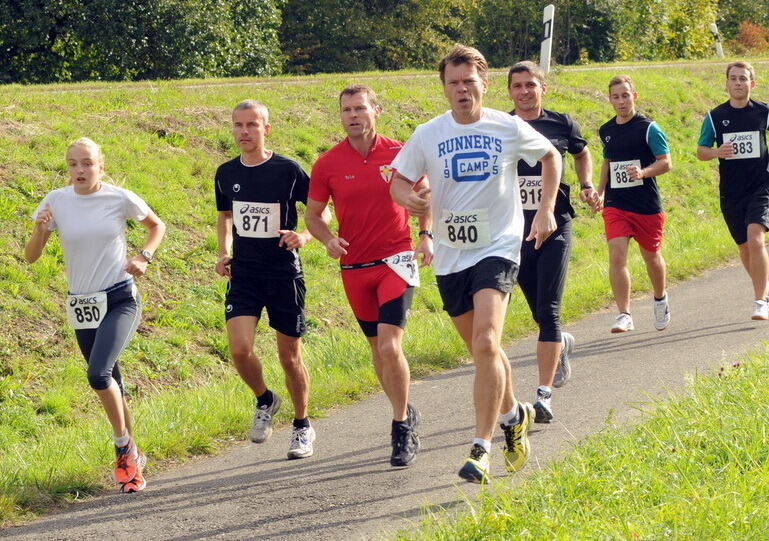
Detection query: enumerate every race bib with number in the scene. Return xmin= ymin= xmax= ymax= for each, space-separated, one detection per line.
xmin=232 ymin=201 xmax=280 ymax=238
xmin=610 ymin=160 xmax=643 ymax=189
xmin=438 ymin=209 xmax=491 ymax=250
xmin=66 ymin=291 xmax=107 ymax=329
xmin=723 ymin=131 xmax=760 ymax=160
xmin=518 ymin=176 xmax=542 ymax=211
xmin=383 ymin=250 xmax=420 ymax=287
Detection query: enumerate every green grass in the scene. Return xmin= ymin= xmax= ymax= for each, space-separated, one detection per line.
xmin=0 ymin=58 xmax=766 ymax=523
xmin=397 ymin=348 xmax=769 ymax=541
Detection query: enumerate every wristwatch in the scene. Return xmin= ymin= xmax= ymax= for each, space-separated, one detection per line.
xmin=418 ymin=230 xmax=434 ymax=239
xmin=139 ymin=249 xmax=153 ymax=263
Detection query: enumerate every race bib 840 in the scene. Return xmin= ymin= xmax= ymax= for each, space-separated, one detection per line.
xmin=438 ymin=209 xmax=491 ymax=250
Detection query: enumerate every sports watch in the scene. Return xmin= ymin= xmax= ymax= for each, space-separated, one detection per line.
xmin=139 ymin=249 xmax=153 ymax=263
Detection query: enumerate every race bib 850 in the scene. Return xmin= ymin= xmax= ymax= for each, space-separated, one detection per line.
xmin=66 ymin=291 xmax=107 ymax=329
xmin=232 ymin=201 xmax=280 ymax=238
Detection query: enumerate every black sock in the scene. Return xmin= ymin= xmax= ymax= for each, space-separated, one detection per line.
xmin=257 ymin=389 xmax=273 ymax=408
xmin=654 ymin=295 xmax=666 ymax=301
xmin=293 ymin=417 xmax=310 ymax=429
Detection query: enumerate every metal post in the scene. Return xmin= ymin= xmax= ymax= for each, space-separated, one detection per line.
xmin=540 ymin=4 xmax=555 ymax=73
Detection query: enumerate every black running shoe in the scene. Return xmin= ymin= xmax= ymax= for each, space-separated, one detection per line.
xmin=390 ymin=404 xmax=421 ymax=467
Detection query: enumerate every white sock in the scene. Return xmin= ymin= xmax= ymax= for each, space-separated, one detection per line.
xmin=114 ymin=431 xmax=130 ymax=448
xmin=472 ymin=438 xmax=491 ymax=453
xmin=499 ymin=400 xmax=519 ymax=426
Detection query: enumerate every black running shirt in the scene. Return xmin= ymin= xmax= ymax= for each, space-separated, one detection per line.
xmin=215 ymin=153 xmax=310 ymax=278
xmin=698 ymin=99 xmax=769 ymax=202
xmin=599 ymin=114 xmax=669 ymax=215
xmin=512 ymin=108 xmax=587 ymax=235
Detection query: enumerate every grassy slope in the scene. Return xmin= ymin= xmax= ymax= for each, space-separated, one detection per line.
xmin=0 ymin=60 xmax=764 ymax=522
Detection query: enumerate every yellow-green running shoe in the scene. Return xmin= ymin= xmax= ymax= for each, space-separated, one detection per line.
xmin=458 ymin=444 xmax=490 ymax=484
xmin=502 ymin=402 xmax=534 ymax=472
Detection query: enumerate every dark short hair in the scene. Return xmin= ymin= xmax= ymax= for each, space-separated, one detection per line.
xmin=507 ymin=60 xmax=546 ymax=88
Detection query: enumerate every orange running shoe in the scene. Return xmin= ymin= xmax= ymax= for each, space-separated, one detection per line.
xmin=114 ymin=440 xmax=144 ymax=484
xmin=120 ymin=469 xmax=147 ymax=493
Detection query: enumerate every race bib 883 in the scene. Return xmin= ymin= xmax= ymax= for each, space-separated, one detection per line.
xmin=724 ymin=131 xmax=760 ymax=160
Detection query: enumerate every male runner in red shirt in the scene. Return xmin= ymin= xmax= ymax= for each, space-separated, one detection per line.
xmin=306 ymin=84 xmax=432 ymax=467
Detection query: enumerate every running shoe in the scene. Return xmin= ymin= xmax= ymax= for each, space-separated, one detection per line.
xmin=751 ymin=299 xmax=769 ymax=321
xmin=654 ymin=295 xmax=671 ymax=330
xmin=553 ymin=332 xmax=574 ymax=388
xmin=114 ymin=439 xmax=144 ymax=485
xmin=249 ymin=393 xmax=282 ymax=443
xmin=458 ymin=444 xmax=490 ymax=484
xmin=501 ymin=402 xmax=534 ymax=472
xmin=287 ymin=425 xmax=316 ymax=460
xmin=611 ymin=313 xmax=634 ymax=333
xmin=120 ymin=455 xmax=147 ymax=493
xmin=533 ymin=387 xmax=553 ymax=424
xmin=390 ymin=404 xmax=421 ymax=467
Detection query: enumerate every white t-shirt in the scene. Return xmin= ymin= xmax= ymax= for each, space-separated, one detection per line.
xmin=32 ymin=183 xmax=151 ymax=294
xmin=392 ymin=108 xmax=554 ymax=275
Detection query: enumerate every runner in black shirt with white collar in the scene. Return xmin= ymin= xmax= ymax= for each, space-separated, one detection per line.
xmin=215 ymin=100 xmax=320 ymax=460
xmin=697 ymin=61 xmax=769 ymax=320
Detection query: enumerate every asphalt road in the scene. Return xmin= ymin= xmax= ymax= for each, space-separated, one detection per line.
xmin=3 ymin=261 xmax=768 ymax=541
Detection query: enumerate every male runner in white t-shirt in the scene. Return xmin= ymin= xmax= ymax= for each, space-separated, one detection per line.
xmin=391 ymin=44 xmax=562 ymax=483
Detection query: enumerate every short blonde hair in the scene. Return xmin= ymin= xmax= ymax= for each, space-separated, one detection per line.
xmin=67 ymin=137 xmax=104 ymax=164
xmin=727 ymin=61 xmax=755 ymax=81
xmin=608 ymin=74 xmax=635 ymax=92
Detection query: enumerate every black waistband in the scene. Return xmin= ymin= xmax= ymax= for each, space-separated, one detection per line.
xmin=340 ymin=259 xmax=386 ymax=270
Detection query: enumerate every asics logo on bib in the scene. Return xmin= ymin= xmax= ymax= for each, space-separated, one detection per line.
xmin=444 ymin=212 xmax=477 ymax=224
xmin=391 ymin=253 xmax=413 ymax=265
xmin=73 ymin=296 xmax=100 ymax=305
xmin=238 ymin=204 xmax=273 ymax=215
xmin=727 ymin=133 xmax=752 ymax=143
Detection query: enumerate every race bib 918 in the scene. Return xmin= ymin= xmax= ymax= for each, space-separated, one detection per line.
xmin=519 ymin=175 xmax=542 ymax=211
xmin=438 ymin=208 xmax=491 ymax=250
xmin=723 ymin=131 xmax=760 ymax=160
xmin=232 ymin=201 xmax=280 ymax=238
xmin=610 ymin=160 xmax=643 ymax=189
xmin=66 ymin=291 xmax=107 ymax=329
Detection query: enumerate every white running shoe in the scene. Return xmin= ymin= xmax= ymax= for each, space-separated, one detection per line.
xmin=751 ymin=299 xmax=769 ymax=321
xmin=654 ymin=294 xmax=671 ymax=330
xmin=249 ymin=393 xmax=282 ymax=443
xmin=553 ymin=332 xmax=574 ymax=388
xmin=287 ymin=425 xmax=316 ymax=460
xmin=611 ymin=313 xmax=634 ymax=333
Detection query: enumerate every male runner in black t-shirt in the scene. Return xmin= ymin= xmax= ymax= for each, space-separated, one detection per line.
xmin=508 ymin=61 xmax=598 ymax=423
xmin=215 ymin=100 xmax=320 ymax=459
xmin=697 ymin=61 xmax=769 ymax=320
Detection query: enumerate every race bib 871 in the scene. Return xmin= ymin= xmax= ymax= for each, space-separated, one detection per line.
xmin=610 ymin=160 xmax=643 ymax=189
xmin=723 ymin=131 xmax=760 ymax=160
xmin=232 ymin=201 xmax=280 ymax=238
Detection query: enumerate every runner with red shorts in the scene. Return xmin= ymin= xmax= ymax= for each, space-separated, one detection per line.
xmin=305 ymin=84 xmax=433 ymax=467
xmin=595 ymin=75 xmax=673 ymax=333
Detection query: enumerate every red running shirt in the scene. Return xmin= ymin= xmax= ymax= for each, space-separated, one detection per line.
xmin=310 ymin=135 xmax=415 ymax=265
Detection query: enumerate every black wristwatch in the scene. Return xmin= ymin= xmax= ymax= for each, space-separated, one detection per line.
xmin=418 ymin=230 xmax=434 ymax=239
xmin=139 ymin=249 xmax=153 ymax=263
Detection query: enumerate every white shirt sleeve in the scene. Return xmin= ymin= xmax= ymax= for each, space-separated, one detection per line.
xmin=122 ymin=188 xmax=151 ymax=221
xmin=513 ymin=116 xmax=554 ymax=168
xmin=391 ymin=127 xmax=427 ymax=183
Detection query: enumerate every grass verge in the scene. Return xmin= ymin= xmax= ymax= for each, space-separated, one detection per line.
xmin=396 ymin=347 xmax=769 ymax=541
